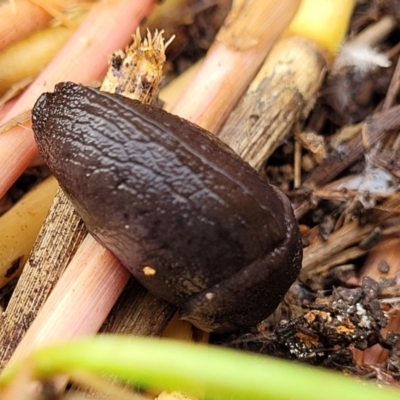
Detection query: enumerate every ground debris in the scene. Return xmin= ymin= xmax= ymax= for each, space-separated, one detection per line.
xmin=227 ymin=277 xmax=400 ymax=379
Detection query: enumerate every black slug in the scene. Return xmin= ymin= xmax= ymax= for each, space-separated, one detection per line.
xmin=32 ymin=82 xmax=302 ymax=333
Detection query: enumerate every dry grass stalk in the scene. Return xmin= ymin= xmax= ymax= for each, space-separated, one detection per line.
xmin=383 ymin=47 xmax=400 ymax=110
xmin=218 ymin=35 xmax=325 ymax=168
xmin=0 ymin=0 xmax=52 ymax=52
xmin=0 ymin=14 xmax=81 ymax=97
xmin=0 ymin=176 xmax=58 ymax=289
xmin=101 ymin=29 xmax=174 ymax=102
xmin=1 ymin=0 xmax=153 ymax=123
xmin=7 ymin=234 xmax=129 ymax=365
xmin=0 ymin=110 xmax=31 ymax=135
xmin=100 ymin=277 xmax=176 ymax=337
xmin=28 ymin=0 xmax=95 ymax=27
xmin=350 ymin=15 xmax=396 ymax=47
xmin=170 ymin=0 xmax=301 ymax=132
xmin=160 ymin=60 xmax=202 ymax=110
xmin=0 ymin=189 xmax=86 ymax=366
xmin=303 ymin=246 xmax=368 ymax=279
xmin=300 ymin=192 xmax=400 ymax=281
xmin=0 ymin=0 xmax=154 ymax=199
xmin=218 ymin=0 xmax=355 ymax=169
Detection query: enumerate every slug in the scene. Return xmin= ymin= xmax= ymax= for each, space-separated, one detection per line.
xmin=32 ymin=82 xmax=302 ymax=333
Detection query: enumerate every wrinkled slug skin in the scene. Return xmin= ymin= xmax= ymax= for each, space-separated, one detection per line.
xmin=32 ymin=82 xmax=302 ymax=332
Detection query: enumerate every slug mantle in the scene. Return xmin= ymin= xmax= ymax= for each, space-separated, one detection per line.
xmin=32 ymin=82 xmax=302 ymax=333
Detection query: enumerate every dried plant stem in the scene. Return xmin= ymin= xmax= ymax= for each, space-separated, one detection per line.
xmin=306 ymin=246 xmax=368 ymax=278
xmin=219 ymin=0 xmax=355 ymax=170
xmin=383 ymin=51 xmax=400 ymax=110
xmin=7 ymin=235 xmax=130 ymax=365
xmin=300 ymin=220 xmax=375 ymax=278
xmin=100 ymin=278 xmax=176 ymax=337
xmin=0 ymin=0 xmax=53 ymax=52
xmin=350 ymin=15 xmax=396 ymax=47
xmin=170 ymin=0 xmax=301 ymax=132
xmin=300 ymin=192 xmax=400 ymax=283
xmin=0 ymin=0 xmax=154 ymax=199
xmin=1 ymin=0 xmax=154 ymax=122
xmin=218 ymin=35 xmax=325 ymax=168
xmin=0 ymin=190 xmax=86 ymax=367
xmin=296 ymin=105 xmax=400 ymax=219
xmin=160 ymin=60 xmax=202 ymax=110
xmin=0 ymin=16 xmax=80 ymax=96
xmin=0 ymin=176 xmax=58 ymax=288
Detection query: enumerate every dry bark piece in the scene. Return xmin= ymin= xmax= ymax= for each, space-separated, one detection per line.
xmin=300 ymin=220 xmax=375 ymax=280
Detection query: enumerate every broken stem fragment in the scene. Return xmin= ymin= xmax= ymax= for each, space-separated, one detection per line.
xmin=218 ymin=0 xmax=355 ymax=170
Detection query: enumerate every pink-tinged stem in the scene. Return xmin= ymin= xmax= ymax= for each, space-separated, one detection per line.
xmin=0 ymin=0 xmax=154 ymax=199
xmin=2 ymin=0 xmax=154 ymax=122
xmin=0 ymin=97 xmax=18 ymax=120
xmin=8 ymin=235 xmax=130 ymax=363
xmin=0 ymin=0 xmax=52 ymax=52
xmin=0 ymin=122 xmax=39 ymax=199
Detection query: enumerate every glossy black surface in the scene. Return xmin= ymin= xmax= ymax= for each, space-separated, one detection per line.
xmin=32 ymin=82 xmax=302 ymax=332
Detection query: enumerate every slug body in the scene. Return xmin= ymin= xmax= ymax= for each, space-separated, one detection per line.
xmin=32 ymin=82 xmax=302 ymax=332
